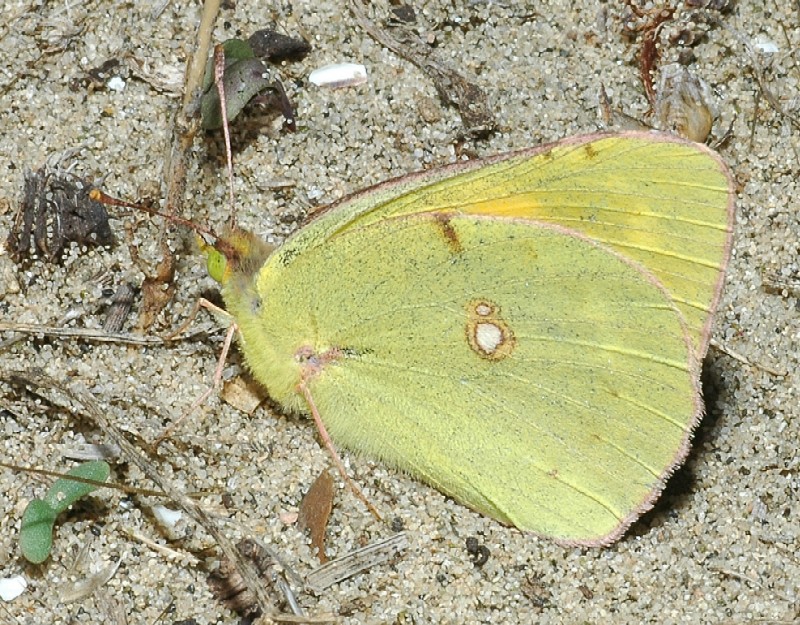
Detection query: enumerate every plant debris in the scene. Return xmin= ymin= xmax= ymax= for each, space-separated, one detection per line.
xmin=102 ymin=282 xmax=137 ymax=333
xmin=622 ymin=2 xmax=677 ymax=108
xmin=7 ymin=166 xmax=113 ymax=263
xmin=247 ymin=28 xmax=311 ymax=62
xmin=621 ymin=1 xmax=734 ymax=111
xmin=306 ymin=533 xmax=409 ymax=593
xmin=349 ymin=0 xmax=496 ymax=138
xmin=298 ymin=470 xmax=335 ymax=564
xmin=200 ymin=28 xmax=309 ymax=131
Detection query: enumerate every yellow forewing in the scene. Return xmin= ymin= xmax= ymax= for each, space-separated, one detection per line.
xmin=283 ymin=133 xmax=734 ymax=359
xmin=223 ymin=213 xmax=702 ymax=545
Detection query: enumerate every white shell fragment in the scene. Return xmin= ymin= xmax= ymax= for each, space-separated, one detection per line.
xmin=152 ymin=505 xmax=183 ymax=528
xmin=0 ymin=575 xmax=27 ymax=602
xmin=753 ymin=38 xmax=779 ymax=54
xmin=309 ymin=63 xmax=368 ymax=89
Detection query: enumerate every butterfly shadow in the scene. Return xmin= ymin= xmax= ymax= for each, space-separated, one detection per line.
xmin=627 ymin=355 xmax=731 ymax=539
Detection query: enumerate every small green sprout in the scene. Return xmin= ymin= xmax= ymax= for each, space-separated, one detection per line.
xmin=20 ymin=461 xmax=110 ymax=564
xmin=200 ymin=29 xmax=306 ymax=131
xmin=200 ymin=38 xmax=276 ymax=130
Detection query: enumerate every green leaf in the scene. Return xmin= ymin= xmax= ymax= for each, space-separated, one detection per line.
xmin=19 ymin=461 xmax=110 ymax=564
xmin=201 ymin=57 xmax=274 ymax=130
xmin=201 ymin=38 xmax=255 ymax=93
xmin=20 ymin=499 xmax=57 ymax=564
xmin=42 ymin=460 xmax=110 ymax=512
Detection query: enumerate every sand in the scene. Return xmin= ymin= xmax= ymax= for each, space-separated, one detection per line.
xmin=0 ymin=1 xmax=797 ymax=623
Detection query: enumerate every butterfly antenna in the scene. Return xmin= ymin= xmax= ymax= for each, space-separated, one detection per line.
xmin=213 ymin=43 xmax=237 ymax=229
xmin=88 ymin=189 xmax=239 ymax=262
xmin=90 ymin=47 xmax=244 ymax=268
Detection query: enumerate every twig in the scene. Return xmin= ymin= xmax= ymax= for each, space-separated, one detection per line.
xmin=709 ymin=338 xmax=785 ymax=377
xmin=138 ymin=0 xmax=222 ymax=330
xmin=164 ymin=0 xmax=222 ymax=218
xmin=348 ymin=0 xmax=495 ymax=138
xmin=0 ymin=321 xmax=212 ymax=346
xmin=5 ymin=369 xmax=280 ymax=618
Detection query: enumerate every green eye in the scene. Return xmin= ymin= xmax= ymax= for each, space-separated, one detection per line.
xmin=206 ymin=247 xmax=228 ymax=284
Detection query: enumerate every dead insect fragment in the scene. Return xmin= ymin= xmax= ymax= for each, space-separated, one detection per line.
xmin=7 ymin=166 xmax=114 ymax=263
xmin=207 ymin=538 xmax=294 ymax=618
xmin=654 ymin=63 xmax=716 ymax=142
xmin=464 ymin=536 xmax=490 ymax=567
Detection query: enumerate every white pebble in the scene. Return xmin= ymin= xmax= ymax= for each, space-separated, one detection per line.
xmin=107 ymin=76 xmax=126 ymax=92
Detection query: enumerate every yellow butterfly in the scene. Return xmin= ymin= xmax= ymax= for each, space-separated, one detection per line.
xmin=206 ymin=132 xmax=734 ymax=546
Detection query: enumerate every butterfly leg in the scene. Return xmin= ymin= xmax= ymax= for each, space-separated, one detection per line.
xmin=153 ymin=299 xmax=238 ymax=448
xmin=162 ymin=296 xmax=232 ymax=341
xmin=297 ymin=381 xmax=383 ymax=522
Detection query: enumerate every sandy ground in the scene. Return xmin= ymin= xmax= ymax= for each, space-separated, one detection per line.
xmin=0 ymin=1 xmax=798 ymax=623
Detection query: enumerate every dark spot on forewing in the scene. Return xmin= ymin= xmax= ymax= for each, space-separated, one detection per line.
xmin=434 ymin=213 xmax=463 ymax=255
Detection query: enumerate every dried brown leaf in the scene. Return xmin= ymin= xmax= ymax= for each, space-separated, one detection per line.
xmin=298 ymin=470 xmax=334 ymax=564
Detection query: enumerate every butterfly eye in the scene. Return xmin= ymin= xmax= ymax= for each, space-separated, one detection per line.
xmin=205 ymin=246 xmax=229 ymax=284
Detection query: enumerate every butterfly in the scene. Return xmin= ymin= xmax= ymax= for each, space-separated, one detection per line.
xmin=204 ymin=132 xmax=734 ymax=545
